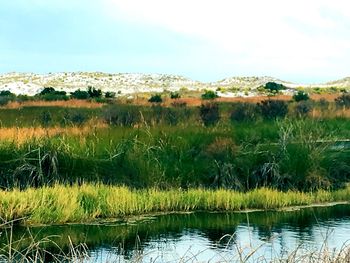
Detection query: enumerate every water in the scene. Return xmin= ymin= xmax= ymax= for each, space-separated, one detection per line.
xmin=2 ymin=204 xmax=350 ymax=262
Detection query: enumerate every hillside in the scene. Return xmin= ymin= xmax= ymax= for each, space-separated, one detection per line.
xmin=326 ymin=77 xmax=350 ymax=87
xmin=0 ymin=72 xmax=349 ymax=96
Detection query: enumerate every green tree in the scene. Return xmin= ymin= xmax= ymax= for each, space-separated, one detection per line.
xmin=201 ymin=90 xmax=218 ymax=100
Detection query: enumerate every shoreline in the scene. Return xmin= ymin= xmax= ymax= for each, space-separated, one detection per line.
xmin=1 ymin=185 xmax=349 ymax=227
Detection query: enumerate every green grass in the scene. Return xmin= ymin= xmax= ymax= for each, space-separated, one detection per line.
xmin=0 ymin=102 xmax=348 ymax=191
xmin=0 ymin=117 xmax=349 ymax=190
xmin=0 ymin=184 xmax=349 ymax=225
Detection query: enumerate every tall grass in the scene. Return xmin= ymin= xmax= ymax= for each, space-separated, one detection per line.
xmin=0 ymin=117 xmax=348 ymax=190
xmin=3 ymin=99 xmax=105 ymax=109
xmin=0 ymin=184 xmax=349 ymax=225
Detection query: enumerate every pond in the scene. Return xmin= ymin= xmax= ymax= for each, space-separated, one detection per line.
xmin=1 ymin=204 xmax=350 ymax=262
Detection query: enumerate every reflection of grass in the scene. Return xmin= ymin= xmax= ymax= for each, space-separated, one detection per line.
xmin=4 ymin=204 xmax=348 ymax=254
xmin=1 ymin=213 xmax=350 ymax=262
xmin=0 ymin=184 xmax=349 ymax=225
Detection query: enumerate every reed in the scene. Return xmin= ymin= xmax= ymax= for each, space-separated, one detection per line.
xmin=0 ymin=184 xmax=349 ymax=225
xmin=3 ymin=99 xmax=105 ymax=109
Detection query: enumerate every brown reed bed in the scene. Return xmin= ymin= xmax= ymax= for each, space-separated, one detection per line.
xmin=3 ymin=99 xmax=105 ymax=109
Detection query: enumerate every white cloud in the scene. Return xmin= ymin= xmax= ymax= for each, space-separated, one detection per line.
xmin=104 ymin=0 xmax=350 ymax=82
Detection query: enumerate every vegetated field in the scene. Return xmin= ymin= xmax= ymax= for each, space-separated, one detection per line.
xmin=0 ymin=90 xmax=349 ymax=224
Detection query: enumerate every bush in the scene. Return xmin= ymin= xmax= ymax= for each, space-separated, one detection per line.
xmin=16 ymin=94 xmax=30 ymax=102
xmin=293 ymin=91 xmax=310 ymax=102
xmin=38 ymin=87 xmax=69 ymax=101
xmin=0 ymin=90 xmax=15 ymax=106
xmin=170 ymin=91 xmax=181 ymax=99
xmin=201 ymin=90 xmax=218 ymax=100
xmin=294 ymin=101 xmax=312 ymax=117
xmin=199 ymin=103 xmax=220 ymax=126
xmin=258 ymin=100 xmax=288 ymax=120
xmin=264 ymin=82 xmax=286 ymax=93
xmin=335 ymin=93 xmax=350 ymax=108
xmin=230 ymin=102 xmax=259 ymax=122
xmin=148 ymin=94 xmax=163 ymax=103
xmin=40 ymin=93 xmax=69 ymax=101
xmin=62 ymin=110 xmax=87 ymax=126
xmin=0 ymin=96 xmax=11 ymax=106
xmin=40 ymin=87 xmax=56 ymax=95
xmin=0 ymin=90 xmax=15 ymax=97
xmin=71 ymin=89 xmax=90 ymax=100
xmin=318 ymin=98 xmax=329 ymax=111
xmin=103 ymin=105 xmax=140 ymax=126
xmin=105 ymin=91 xmax=116 ymax=98
xmin=150 ymin=105 xmax=181 ymax=125
xmin=87 ymin=86 xmax=102 ymax=98
xmin=40 ymin=111 xmax=52 ymax=127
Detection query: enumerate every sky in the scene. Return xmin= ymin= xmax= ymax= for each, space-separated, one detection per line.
xmin=1 ymin=0 xmax=350 ymax=83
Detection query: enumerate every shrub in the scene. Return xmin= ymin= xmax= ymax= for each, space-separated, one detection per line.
xmin=0 ymin=90 xmax=15 ymax=97
xmin=39 ymin=87 xmax=69 ymax=101
xmin=40 ymin=111 xmax=52 ymax=127
xmin=335 ymin=93 xmax=350 ymax=108
xmin=148 ymin=94 xmax=163 ymax=103
xmin=16 ymin=94 xmax=30 ymax=102
xmin=151 ymin=105 xmax=181 ymax=125
xmin=0 ymin=90 xmax=15 ymax=106
xmin=103 ymin=105 xmax=140 ymax=126
xmin=40 ymin=87 xmax=56 ymax=95
xmin=105 ymin=91 xmax=116 ymax=98
xmin=170 ymin=91 xmax=181 ymax=99
xmin=264 ymin=82 xmax=286 ymax=93
xmin=294 ymin=101 xmax=312 ymax=117
xmin=230 ymin=102 xmax=259 ymax=122
xmin=0 ymin=96 xmax=11 ymax=106
xmin=71 ymin=89 xmax=90 ymax=100
xmin=201 ymin=90 xmax=218 ymax=100
xmin=62 ymin=110 xmax=87 ymax=126
xmin=258 ymin=100 xmax=288 ymax=120
xmin=199 ymin=103 xmax=220 ymax=126
xmin=87 ymin=86 xmax=102 ymax=98
xmin=41 ymin=93 xmax=69 ymax=101
xmin=293 ymin=91 xmax=310 ymax=102
xmin=318 ymin=98 xmax=329 ymax=111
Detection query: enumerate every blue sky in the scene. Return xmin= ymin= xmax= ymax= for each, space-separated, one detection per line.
xmin=1 ymin=0 xmax=350 ymax=83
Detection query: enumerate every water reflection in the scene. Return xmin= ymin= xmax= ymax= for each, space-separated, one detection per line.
xmin=1 ymin=204 xmax=350 ymax=262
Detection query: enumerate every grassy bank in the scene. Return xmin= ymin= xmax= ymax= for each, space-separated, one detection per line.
xmin=1 ymin=184 xmax=350 ymax=225
xmin=0 ymin=118 xmax=349 ymax=191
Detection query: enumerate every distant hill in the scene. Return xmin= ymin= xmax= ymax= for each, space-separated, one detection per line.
xmin=326 ymin=77 xmax=350 ymax=87
xmin=0 ymin=72 xmax=349 ymax=96
xmin=211 ymin=76 xmax=294 ymax=89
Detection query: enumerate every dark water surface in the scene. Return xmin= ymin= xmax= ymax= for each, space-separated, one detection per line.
xmin=2 ymin=204 xmax=350 ymax=262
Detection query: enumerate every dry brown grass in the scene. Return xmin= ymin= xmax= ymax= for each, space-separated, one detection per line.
xmin=0 ymin=120 xmax=107 ymax=145
xmin=2 ymin=94 xmax=343 ymax=109
xmin=124 ymin=94 xmax=344 ymax=107
xmin=311 ymin=108 xmax=350 ymax=118
xmin=309 ymin=94 xmax=341 ymax=101
xmin=3 ymin=99 xmax=105 ymax=109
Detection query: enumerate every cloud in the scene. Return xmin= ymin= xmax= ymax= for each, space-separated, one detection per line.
xmin=104 ymin=0 xmax=350 ymax=82
xmin=1 ymin=0 xmax=350 ymax=82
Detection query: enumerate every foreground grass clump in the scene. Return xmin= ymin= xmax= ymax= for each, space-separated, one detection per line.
xmin=0 ymin=184 xmax=349 ymax=225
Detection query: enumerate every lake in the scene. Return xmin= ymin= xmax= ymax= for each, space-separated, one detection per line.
xmin=2 ymin=204 xmax=350 ymax=262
